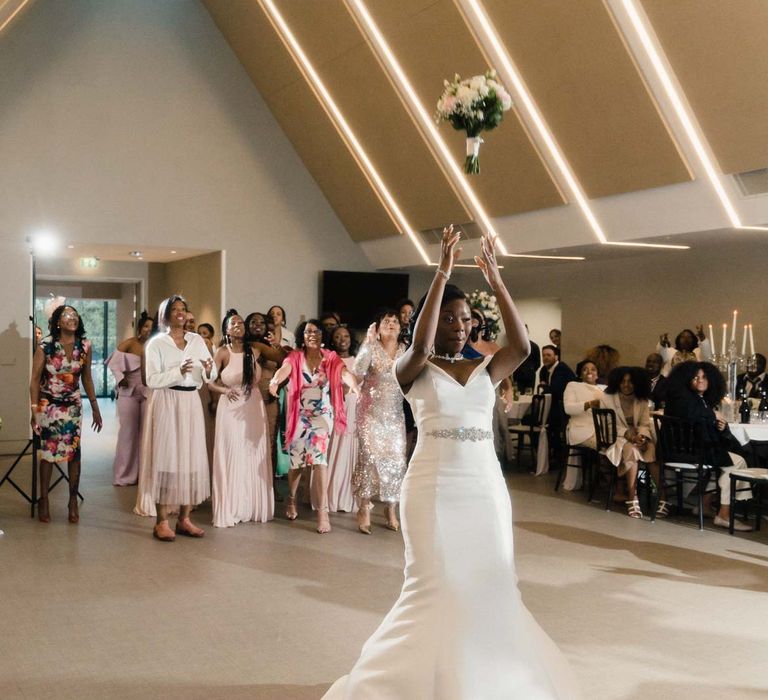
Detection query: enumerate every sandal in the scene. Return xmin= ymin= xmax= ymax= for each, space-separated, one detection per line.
xmin=175 ymin=517 xmax=205 ymax=538
xmin=153 ymin=520 xmax=176 ymax=542
xmin=655 ymin=500 xmax=670 ymax=519
xmin=626 ymin=499 xmax=643 ymax=519
xmin=316 ymin=506 xmax=332 ymax=534
xmin=285 ymin=495 xmax=298 ymax=521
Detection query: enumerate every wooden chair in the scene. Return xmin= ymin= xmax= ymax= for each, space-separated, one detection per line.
xmin=591 ymin=408 xmax=618 ymax=509
xmin=507 ymin=394 xmax=550 ymax=469
xmin=653 ymin=414 xmax=714 ymax=531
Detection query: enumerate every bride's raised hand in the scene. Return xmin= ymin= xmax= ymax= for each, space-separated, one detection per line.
xmin=474 ymin=234 xmax=502 ymax=289
xmin=438 ymin=224 xmax=462 ymax=279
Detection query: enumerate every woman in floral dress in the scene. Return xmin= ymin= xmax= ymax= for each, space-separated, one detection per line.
xmin=30 ymin=305 xmax=102 ymax=523
xmin=269 ymin=319 xmax=358 ymax=533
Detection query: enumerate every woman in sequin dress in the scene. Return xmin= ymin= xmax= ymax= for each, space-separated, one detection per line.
xmin=269 ymin=319 xmax=358 ymax=533
xmin=30 ymin=305 xmax=103 ymax=524
xmin=353 ymin=310 xmax=406 ymax=534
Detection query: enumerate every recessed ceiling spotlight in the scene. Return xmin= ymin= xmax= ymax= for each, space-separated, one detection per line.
xmin=129 ymin=251 xmax=143 ymax=257
xmin=170 ymin=250 xmax=177 ymax=254
xmin=67 ymin=244 xmax=75 ymax=249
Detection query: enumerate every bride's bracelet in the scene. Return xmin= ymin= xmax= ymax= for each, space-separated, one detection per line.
xmin=436 ymin=268 xmax=450 ymax=281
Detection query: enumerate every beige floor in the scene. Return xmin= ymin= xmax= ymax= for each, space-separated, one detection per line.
xmin=1 ymin=402 xmax=767 ymax=700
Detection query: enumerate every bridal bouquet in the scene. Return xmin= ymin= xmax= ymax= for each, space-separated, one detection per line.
xmin=468 ymin=289 xmax=501 ymax=341
xmin=435 ymin=70 xmax=512 ymax=174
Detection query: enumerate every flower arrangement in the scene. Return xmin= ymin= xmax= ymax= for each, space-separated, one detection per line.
xmin=468 ymin=289 xmax=501 ymax=341
xmin=435 ymin=70 xmax=513 ymax=174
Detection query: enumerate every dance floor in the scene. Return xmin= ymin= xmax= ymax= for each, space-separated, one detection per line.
xmin=1 ymin=402 xmax=767 ymax=700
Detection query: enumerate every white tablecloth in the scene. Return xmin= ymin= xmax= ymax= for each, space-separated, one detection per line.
xmin=728 ymin=422 xmax=768 ymax=446
xmin=501 ymin=394 xmax=550 ymax=475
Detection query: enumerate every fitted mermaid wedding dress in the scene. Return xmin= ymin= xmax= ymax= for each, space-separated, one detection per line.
xmin=322 ymin=355 xmax=580 ymax=699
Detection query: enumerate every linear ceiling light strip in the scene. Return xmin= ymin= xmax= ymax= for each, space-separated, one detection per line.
xmin=257 ymin=0 xmax=432 ymax=264
xmin=461 ymin=0 xmax=688 ymax=251
xmin=347 ymin=0 xmax=584 ymax=261
xmin=0 ymin=0 xmax=31 ymax=33
xmin=620 ymin=0 xmax=768 ymax=232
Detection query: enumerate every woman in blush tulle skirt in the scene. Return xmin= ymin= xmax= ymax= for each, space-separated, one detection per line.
xmin=209 ymin=310 xmax=285 ymax=527
xmin=325 ymin=326 xmax=358 ymax=513
xmin=322 ymin=228 xmax=580 ymax=700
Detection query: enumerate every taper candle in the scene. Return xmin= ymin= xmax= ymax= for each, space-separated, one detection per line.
xmin=731 ymin=310 xmax=738 ymax=341
xmin=722 ymin=323 xmax=727 ymax=355
xmin=749 ymin=324 xmax=755 ymax=356
xmin=742 ymin=325 xmax=748 ymax=355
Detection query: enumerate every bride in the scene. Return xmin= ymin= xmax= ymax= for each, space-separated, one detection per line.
xmin=322 ymin=227 xmax=580 ymax=699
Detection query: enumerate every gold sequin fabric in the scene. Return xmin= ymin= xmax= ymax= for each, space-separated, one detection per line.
xmin=353 ymin=341 xmax=407 ymax=502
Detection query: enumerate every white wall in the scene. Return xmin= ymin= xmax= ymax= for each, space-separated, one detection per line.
xmin=0 ymin=0 xmax=372 ymax=444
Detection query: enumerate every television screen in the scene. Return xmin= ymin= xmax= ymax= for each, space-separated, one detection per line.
xmin=321 ymin=271 xmax=410 ymax=331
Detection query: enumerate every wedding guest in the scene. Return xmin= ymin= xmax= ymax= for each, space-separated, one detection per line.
xmin=326 ymin=325 xmax=358 ymax=512
xmin=736 ymin=353 xmax=767 ymax=399
xmin=269 ymin=319 xmax=358 ymax=533
xmin=646 ymin=352 xmax=667 ymax=409
xmin=562 ymin=359 xmax=603 ymax=491
xmin=209 ymin=310 xmax=283 ymax=527
xmin=396 ymin=298 xmax=415 ymax=329
xmin=30 ymin=305 xmax=103 ymax=523
xmin=320 ymin=311 xmax=341 ymax=334
xmin=585 ymin=344 xmax=620 ymax=384
xmin=184 ymin=311 xmax=197 ymax=333
xmin=549 ymin=328 xmax=561 ymax=356
xmin=139 ymin=295 xmax=216 ymax=541
xmin=353 ymin=311 xmax=407 ymax=534
xmin=107 ymin=311 xmax=153 ymax=486
xmin=512 ymin=324 xmax=540 ymax=392
xmin=600 ymin=367 xmax=665 ymax=519
xmin=197 ymin=323 xmax=215 ymax=354
xmin=267 ymin=305 xmax=296 ymax=349
xmin=657 ymin=325 xmax=712 ymax=375
xmin=34 ymin=324 xmax=43 ymax=348
xmin=536 ymin=344 xmax=575 ymax=450
xmin=665 ymin=361 xmax=753 ymax=530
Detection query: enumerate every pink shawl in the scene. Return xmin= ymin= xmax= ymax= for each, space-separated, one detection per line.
xmin=285 ymin=349 xmax=347 ymax=445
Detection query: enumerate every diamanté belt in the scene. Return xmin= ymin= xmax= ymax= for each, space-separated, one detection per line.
xmin=425 ymin=427 xmax=492 ymax=442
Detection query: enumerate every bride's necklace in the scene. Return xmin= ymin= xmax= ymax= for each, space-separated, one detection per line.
xmin=431 ymin=351 xmax=465 ymax=364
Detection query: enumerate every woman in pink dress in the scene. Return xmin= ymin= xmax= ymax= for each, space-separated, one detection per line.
xmin=209 ymin=310 xmax=285 ymax=527
xmin=325 ymin=326 xmax=358 ymax=513
xmin=107 ymin=311 xmax=153 ymax=486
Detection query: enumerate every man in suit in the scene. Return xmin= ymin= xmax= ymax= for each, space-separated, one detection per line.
xmin=512 ymin=325 xmax=540 ymax=392
xmin=536 ymin=344 xmax=576 ymax=451
xmin=736 ymin=353 xmax=767 ymax=399
xmin=645 ymin=352 xmax=667 ymax=409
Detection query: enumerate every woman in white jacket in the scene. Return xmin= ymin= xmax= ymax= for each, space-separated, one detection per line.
xmin=562 ymin=360 xmax=603 ymax=490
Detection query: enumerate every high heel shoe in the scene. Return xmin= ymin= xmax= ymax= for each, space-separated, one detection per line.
xmin=384 ymin=504 xmax=400 ymax=532
xmin=316 ymin=506 xmax=332 ymax=534
xmin=68 ymin=497 xmax=79 ymax=524
xmin=285 ymin=495 xmax=298 ymax=521
xmin=356 ymin=507 xmax=372 ymax=535
xmin=38 ymin=496 xmax=50 ymax=523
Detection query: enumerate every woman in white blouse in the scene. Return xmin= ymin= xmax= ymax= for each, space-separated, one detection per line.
xmin=562 ymin=360 xmax=603 ymax=490
xmin=139 ymin=295 xmax=217 ymax=541
xmin=267 ymin=305 xmax=296 ymax=350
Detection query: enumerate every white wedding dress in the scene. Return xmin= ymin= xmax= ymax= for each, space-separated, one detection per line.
xmin=322 ymin=356 xmax=580 ymax=699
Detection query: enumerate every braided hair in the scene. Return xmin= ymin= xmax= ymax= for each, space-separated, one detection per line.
xmin=221 ymin=308 xmax=255 ymax=397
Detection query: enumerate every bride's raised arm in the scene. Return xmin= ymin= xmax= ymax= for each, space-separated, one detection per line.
xmin=395 ymin=225 xmax=461 ymax=389
xmin=475 ymin=235 xmax=530 ymax=386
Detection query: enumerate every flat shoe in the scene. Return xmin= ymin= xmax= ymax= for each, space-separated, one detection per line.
xmin=153 ymin=524 xmax=175 ymax=542
xmin=714 ymin=515 xmax=753 ymax=532
xmin=175 ymin=521 xmax=205 ymax=538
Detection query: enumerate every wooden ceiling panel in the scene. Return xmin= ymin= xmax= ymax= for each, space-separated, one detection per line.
xmin=365 ymin=0 xmax=564 ymax=217
xmin=276 ymin=0 xmax=468 ymax=231
xmin=483 ymin=0 xmax=692 ymax=198
xmin=203 ymin=0 xmax=397 ymax=241
xmin=642 ymin=0 xmax=768 ymax=175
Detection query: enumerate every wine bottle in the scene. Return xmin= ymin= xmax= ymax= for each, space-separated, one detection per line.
xmin=759 ymin=391 xmax=768 ymax=421
xmin=739 ymin=392 xmax=751 ymax=424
